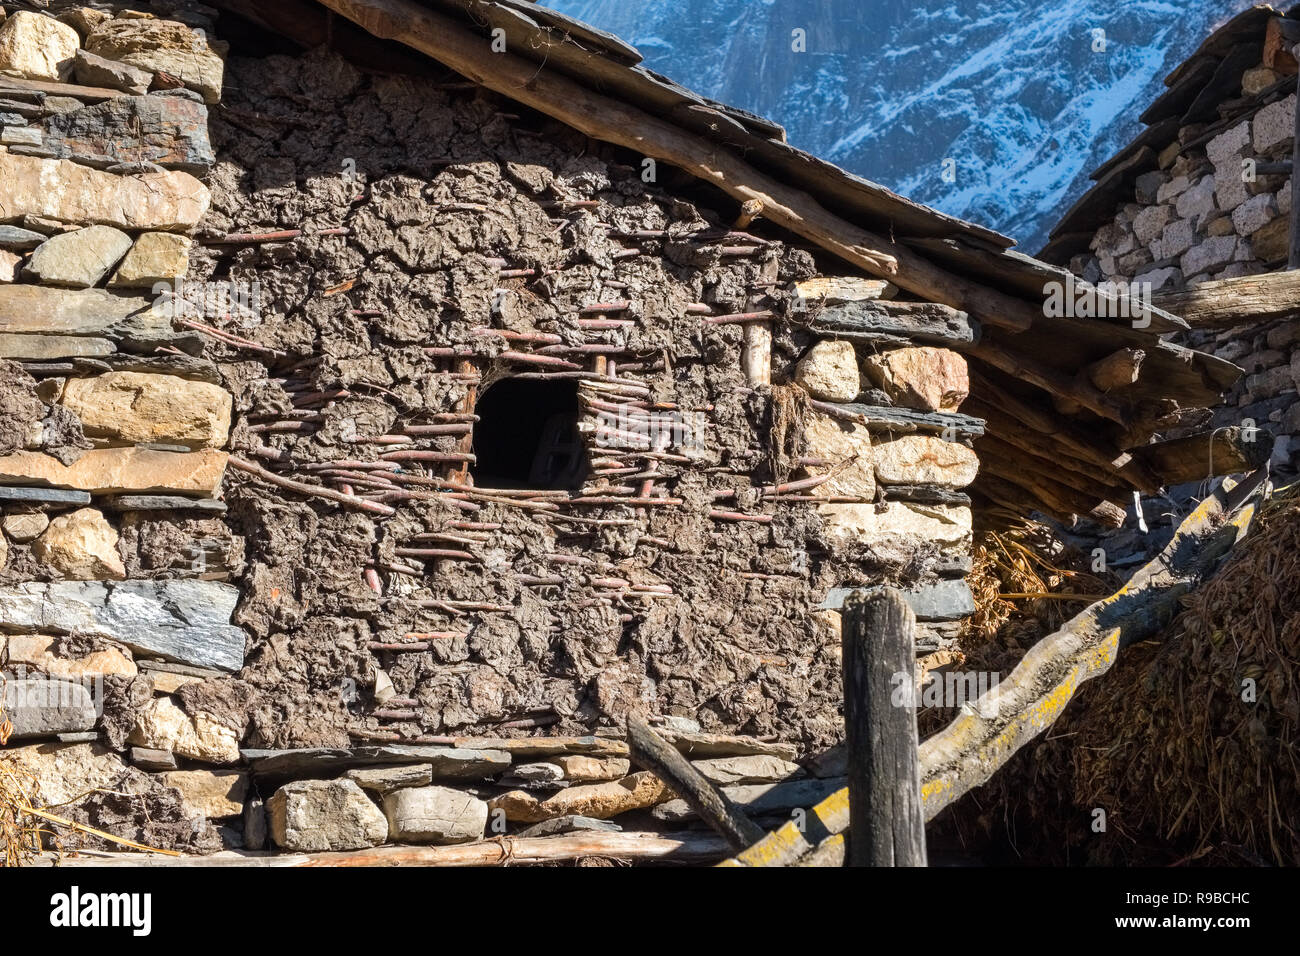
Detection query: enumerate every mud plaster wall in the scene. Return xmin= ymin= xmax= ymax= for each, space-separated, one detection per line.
xmin=181 ymin=47 xmax=964 ymax=756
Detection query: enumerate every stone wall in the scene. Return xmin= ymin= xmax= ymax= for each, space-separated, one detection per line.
xmin=1068 ymin=54 xmax=1300 ymax=482
xmin=0 ymin=3 xmax=979 ymax=859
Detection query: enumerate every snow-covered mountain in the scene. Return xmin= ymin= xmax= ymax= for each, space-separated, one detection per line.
xmin=543 ymin=0 xmax=1255 ymax=252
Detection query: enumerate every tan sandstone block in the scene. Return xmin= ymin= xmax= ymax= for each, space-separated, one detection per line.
xmin=0 ymin=11 xmax=80 ymax=81
xmin=488 ymin=772 xmax=672 ymax=823
xmin=160 ymin=769 xmax=248 ymax=819
xmin=872 ymin=435 xmax=979 ymax=488
xmin=108 ymin=232 xmax=193 ymax=288
xmin=85 ymin=18 xmax=225 ymax=104
xmin=818 ymin=501 xmax=972 ymax=550
xmin=128 ymin=697 xmax=241 ymax=764
xmin=0 ymin=153 xmax=210 ymax=231
xmin=803 ymin=411 xmax=874 ymax=500
xmin=4 ymin=634 xmax=136 ymax=679
xmin=61 ymin=372 xmax=231 ymax=448
xmin=861 ymin=346 xmax=969 ymax=412
xmin=31 ymin=507 xmax=125 ymax=580
xmin=0 ymin=447 xmax=228 ymax=496
xmin=795 ymin=340 xmax=860 ymax=401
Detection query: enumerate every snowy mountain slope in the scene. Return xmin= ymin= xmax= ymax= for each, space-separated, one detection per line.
xmin=543 ymin=0 xmax=1256 ymax=251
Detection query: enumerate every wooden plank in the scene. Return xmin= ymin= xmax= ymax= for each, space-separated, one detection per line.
xmin=1130 ymin=426 xmax=1273 ymax=485
xmin=1140 ymin=55 xmax=1220 ymax=125
xmin=841 ymin=589 xmax=926 ymax=866
xmin=725 ymin=472 xmax=1268 ymax=866
xmin=626 ymin=715 xmax=765 ymax=852
xmin=1182 ymin=43 xmax=1264 ymax=125
xmin=1162 ymin=6 xmax=1275 ymax=88
xmin=1089 ymin=116 xmax=1181 ymax=182
xmin=1291 ymin=74 xmax=1300 ymax=268
xmin=1154 ymin=269 xmax=1300 ymax=326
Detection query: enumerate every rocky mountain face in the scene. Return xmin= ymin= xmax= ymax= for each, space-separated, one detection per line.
xmin=547 ymin=0 xmax=1255 ymax=251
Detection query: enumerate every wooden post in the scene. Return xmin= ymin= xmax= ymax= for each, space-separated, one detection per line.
xmin=742 ymin=321 xmax=771 ymax=386
xmin=626 ymin=714 xmax=766 ymax=852
xmin=841 ymin=588 xmax=926 ymax=866
xmin=1290 ymin=41 xmax=1300 ymax=269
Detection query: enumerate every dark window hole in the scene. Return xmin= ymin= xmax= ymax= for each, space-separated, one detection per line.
xmin=470 ymin=378 xmax=588 ymax=490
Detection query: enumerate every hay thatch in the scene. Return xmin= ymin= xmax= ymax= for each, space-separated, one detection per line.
xmin=932 ymin=482 xmax=1300 ymax=866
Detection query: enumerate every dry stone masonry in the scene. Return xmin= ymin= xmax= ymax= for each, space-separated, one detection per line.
xmin=1047 ymin=6 xmax=1300 ymax=495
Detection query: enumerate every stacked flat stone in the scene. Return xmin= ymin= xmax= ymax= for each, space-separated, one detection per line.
xmin=0 ymin=3 xmax=244 ymax=854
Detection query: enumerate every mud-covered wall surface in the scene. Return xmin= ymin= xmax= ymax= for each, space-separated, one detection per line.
xmin=2 ymin=6 xmax=977 ymax=859
xmin=196 ymin=47 xmax=940 ymax=754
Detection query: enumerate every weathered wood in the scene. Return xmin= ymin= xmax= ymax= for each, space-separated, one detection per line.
xmin=961 ymin=335 xmax=1127 ymax=425
xmin=1155 ymin=268 xmax=1300 ymax=326
xmin=841 ymin=589 xmax=925 ymax=866
xmin=807 ymin=400 xmax=985 ymax=438
xmin=1085 ymin=347 xmax=1145 ymax=391
xmin=723 ymin=471 xmax=1269 ymax=866
xmin=803 ymin=299 xmax=977 ymax=345
xmin=742 ymin=322 xmax=772 ymax=386
xmin=1131 ymin=426 xmax=1274 ymax=485
xmin=39 ymin=831 xmax=732 ymax=867
xmin=626 ymin=715 xmax=764 ymax=851
xmin=1182 ymin=44 xmax=1261 ymax=125
xmin=1049 ymin=146 xmax=1156 ymax=242
xmin=1141 ymin=54 xmax=1220 ymax=125
xmin=312 ymin=0 xmax=1044 ymax=332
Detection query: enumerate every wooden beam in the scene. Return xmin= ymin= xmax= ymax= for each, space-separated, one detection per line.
xmin=1085 ymin=347 xmax=1145 ymax=391
xmin=40 ymin=831 xmax=732 ymax=867
xmin=1130 ymin=426 xmax=1274 ymax=485
xmin=1154 ymin=270 xmax=1300 ymax=326
xmin=841 ymin=589 xmax=926 ymax=866
xmin=311 ymin=0 xmax=1041 ymax=332
xmin=626 ymin=715 xmax=765 ymax=852
xmin=961 ymin=336 xmax=1127 ymax=425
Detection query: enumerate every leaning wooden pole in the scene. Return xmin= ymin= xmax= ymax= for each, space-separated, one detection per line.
xmin=721 ymin=471 xmax=1269 ymax=866
xmin=841 ymin=589 xmax=926 ymax=866
xmin=311 ymin=0 xmax=1042 ymax=332
xmin=626 ymin=715 xmax=765 ymax=851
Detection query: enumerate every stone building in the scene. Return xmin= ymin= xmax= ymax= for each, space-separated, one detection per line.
xmin=0 ymin=0 xmax=1253 ymax=860
xmin=1046 ymin=4 xmax=1300 ymax=486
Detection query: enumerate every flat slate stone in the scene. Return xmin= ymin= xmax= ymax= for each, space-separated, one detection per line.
xmin=242 ymin=746 xmax=512 ymax=782
xmin=41 ymin=94 xmax=214 ymax=174
xmin=819 ymin=579 xmax=975 ymax=622
xmin=517 ymin=815 xmax=623 ymax=838
xmin=2 ymin=678 xmax=98 ymax=740
xmin=817 ymin=402 xmax=986 ymax=438
xmin=0 ymin=224 xmax=46 ymax=250
xmin=806 ymin=300 xmax=978 ymax=346
xmin=0 ymin=579 xmax=245 ymax=671
xmin=653 ymin=777 xmax=847 ymax=822
xmin=0 ymin=486 xmax=91 ymax=505
xmin=0 ymin=333 xmax=117 ymax=360
xmin=100 ymin=495 xmax=227 ymax=514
